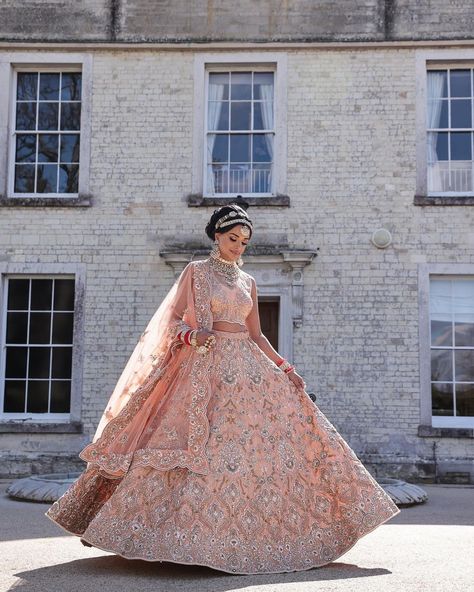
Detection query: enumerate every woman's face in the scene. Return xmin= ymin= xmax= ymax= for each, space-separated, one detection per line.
xmin=216 ymin=224 xmax=251 ymax=262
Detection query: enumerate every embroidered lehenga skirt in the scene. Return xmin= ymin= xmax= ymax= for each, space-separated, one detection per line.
xmin=46 ymin=329 xmax=400 ymax=575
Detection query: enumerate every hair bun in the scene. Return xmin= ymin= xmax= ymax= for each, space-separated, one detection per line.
xmin=230 ymin=195 xmax=250 ymax=211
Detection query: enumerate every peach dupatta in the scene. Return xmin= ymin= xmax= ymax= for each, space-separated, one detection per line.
xmin=79 ymin=260 xmax=214 ymax=479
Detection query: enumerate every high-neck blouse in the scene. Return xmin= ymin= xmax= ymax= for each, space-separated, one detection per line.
xmin=209 ymin=267 xmax=253 ymax=326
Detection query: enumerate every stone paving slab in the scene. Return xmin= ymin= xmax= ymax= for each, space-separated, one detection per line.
xmin=1 ymin=481 xmax=473 ymax=592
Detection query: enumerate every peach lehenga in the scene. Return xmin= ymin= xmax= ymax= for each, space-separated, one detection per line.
xmin=46 ymin=258 xmax=400 ymax=574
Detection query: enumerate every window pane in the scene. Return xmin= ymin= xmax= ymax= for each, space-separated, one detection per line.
xmin=253 ymin=134 xmax=273 ymax=162
xmin=61 ymin=72 xmax=82 ymax=101
xmin=431 ymin=383 xmax=453 ymax=416
xmin=230 ymin=101 xmax=251 ymax=130
xmin=230 ymin=134 xmax=250 ymax=162
xmin=37 ymin=164 xmax=58 ymax=193
xmin=209 ymin=164 xmax=228 ymax=193
xmin=38 ymin=134 xmax=59 ymax=163
xmin=58 ymin=164 xmax=79 ymax=193
xmin=3 ymin=381 xmax=26 ymax=413
xmin=451 ymin=99 xmax=472 ymax=128
xmin=431 ymin=316 xmax=452 ymax=346
xmin=208 ymin=134 xmax=228 ymax=163
xmin=431 ymin=349 xmax=453 ymax=381
xmin=60 ymin=102 xmax=81 ymax=131
xmin=6 ymin=312 xmax=28 ymax=344
xmin=31 ymin=279 xmax=52 ymax=310
xmin=52 ymin=313 xmax=74 ymax=344
xmin=254 ymin=102 xmax=274 ymax=130
xmin=15 ymin=134 xmax=36 ymax=163
xmin=29 ymin=347 xmax=51 ymax=379
xmin=26 ymin=381 xmax=49 ymax=413
xmin=54 ymin=279 xmax=75 ymax=311
xmin=453 ymin=280 xmax=474 ymax=312
xmin=229 ymin=164 xmax=251 ymax=193
xmin=52 ymin=347 xmax=72 ymax=379
xmin=208 ymin=72 xmax=229 ymax=101
xmin=39 ymin=73 xmax=60 ymax=101
xmin=450 ymin=70 xmax=471 ymax=98
xmin=14 ymin=165 xmax=35 ymax=193
xmin=252 ymin=164 xmax=272 ymax=193
xmin=17 ymin=73 xmax=38 ymax=100
xmin=254 ymin=72 xmax=274 ymax=100
xmin=38 ymin=102 xmax=58 ymax=130
xmin=7 ymin=279 xmax=30 ymax=310
xmin=454 ymin=349 xmax=474 ymax=381
xmin=16 ymin=102 xmax=36 ymax=131
xmin=50 ymin=381 xmax=71 ymax=413
xmin=208 ymin=102 xmax=229 ymax=131
xmin=427 ymin=99 xmax=449 ymax=129
xmin=453 ymin=279 xmax=474 ymax=345
xmin=230 ymin=72 xmax=252 ymax=100
xmin=450 ymin=132 xmax=472 ymax=160
xmin=5 ymin=347 xmax=28 ymax=378
xmin=454 ymin=315 xmax=474 ymax=346
xmin=60 ymin=134 xmax=80 ymax=163
xmin=29 ymin=312 xmax=51 ymax=344
xmin=457 ymin=384 xmax=474 ymax=416
xmin=434 ymin=132 xmax=449 ymax=161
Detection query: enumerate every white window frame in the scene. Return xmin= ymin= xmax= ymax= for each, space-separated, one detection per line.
xmin=0 ymin=52 xmax=92 ymax=200
xmin=0 ymin=263 xmax=86 ymax=424
xmin=192 ymin=52 xmax=287 ymax=199
xmin=418 ymin=263 xmax=474 ymax=429
xmin=416 ymin=49 xmax=474 ymax=198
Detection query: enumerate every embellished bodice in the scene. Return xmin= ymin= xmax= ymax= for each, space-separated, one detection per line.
xmin=209 ymin=267 xmax=253 ymax=326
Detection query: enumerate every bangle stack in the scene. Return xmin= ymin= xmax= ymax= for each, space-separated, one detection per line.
xmin=178 ymin=329 xmax=195 ymax=345
xmin=276 ymin=358 xmax=295 ymax=374
xmin=178 ymin=328 xmax=215 ymax=355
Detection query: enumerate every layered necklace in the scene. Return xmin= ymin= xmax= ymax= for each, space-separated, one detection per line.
xmin=209 ymin=251 xmax=240 ymax=286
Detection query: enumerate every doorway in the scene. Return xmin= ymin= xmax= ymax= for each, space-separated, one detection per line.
xmin=258 ymin=297 xmax=280 ymax=351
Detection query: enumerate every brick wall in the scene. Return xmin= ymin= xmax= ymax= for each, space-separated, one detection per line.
xmin=0 ymin=47 xmax=473 ymax=481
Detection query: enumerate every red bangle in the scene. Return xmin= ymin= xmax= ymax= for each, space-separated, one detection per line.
xmin=284 ymin=365 xmax=295 ymax=374
xmin=276 ymin=358 xmax=285 ymax=367
xmin=184 ymin=330 xmax=192 ymax=345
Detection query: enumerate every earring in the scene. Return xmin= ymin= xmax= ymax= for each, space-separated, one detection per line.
xmin=210 ymin=239 xmax=221 ymax=258
xmin=237 ymin=256 xmax=243 ymax=267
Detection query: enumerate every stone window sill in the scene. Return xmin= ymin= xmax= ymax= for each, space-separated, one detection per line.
xmin=0 ymin=422 xmax=83 ymax=434
xmin=0 ymin=195 xmax=92 ymax=207
xmin=418 ymin=425 xmax=474 ymax=438
xmin=187 ymin=193 xmax=290 ymax=207
xmin=414 ymin=195 xmax=474 ymax=206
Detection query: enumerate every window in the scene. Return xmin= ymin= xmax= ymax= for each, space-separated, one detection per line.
xmin=206 ymin=70 xmax=274 ymax=196
xmin=191 ymin=53 xmax=287 ymax=203
xmin=11 ymin=69 xmax=81 ymax=196
xmin=429 ymin=276 xmax=474 ymax=427
xmin=0 ymin=275 xmax=77 ymax=422
xmin=427 ymin=68 xmax=474 ymax=194
xmin=0 ymin=53 xmax=92 ymax=204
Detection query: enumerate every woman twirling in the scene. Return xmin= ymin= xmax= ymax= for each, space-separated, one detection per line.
xmin=46 ymin=202 xmax=400 ymax=574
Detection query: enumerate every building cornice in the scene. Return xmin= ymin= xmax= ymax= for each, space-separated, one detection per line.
xmin=2 ymin=39 xmax=474 ymax=52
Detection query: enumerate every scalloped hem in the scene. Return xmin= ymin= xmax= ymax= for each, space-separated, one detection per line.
xmin=45 ymin=505 xmax=401 ymax=575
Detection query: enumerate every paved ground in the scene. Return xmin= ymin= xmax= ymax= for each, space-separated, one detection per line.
xmin=1 ymin=480 xmax=473 ymax=592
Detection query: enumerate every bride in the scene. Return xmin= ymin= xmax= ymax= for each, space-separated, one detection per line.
xmin=46 ymin=202 xmax=400 ymax=574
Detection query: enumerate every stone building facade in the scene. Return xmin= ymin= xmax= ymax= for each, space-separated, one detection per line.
xmin=0 ymin=1 xmax=473 ymax=482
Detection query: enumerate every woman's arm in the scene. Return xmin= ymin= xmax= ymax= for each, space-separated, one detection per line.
xmin=246 ymin=277 xmax=306 ymax=390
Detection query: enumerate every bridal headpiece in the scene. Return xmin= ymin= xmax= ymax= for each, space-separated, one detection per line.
xmin=215 ymin=210 xmax=252 ymax=236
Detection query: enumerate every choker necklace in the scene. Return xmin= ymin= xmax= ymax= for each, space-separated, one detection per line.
xmin=209 ymin=252 xmax=240 ymax=286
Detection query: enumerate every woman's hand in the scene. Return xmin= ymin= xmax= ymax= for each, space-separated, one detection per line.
xmin=287 ymin=369 xmax=306 ymax=391
xmin=195 ymin=329 xmax=216 ymax=347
